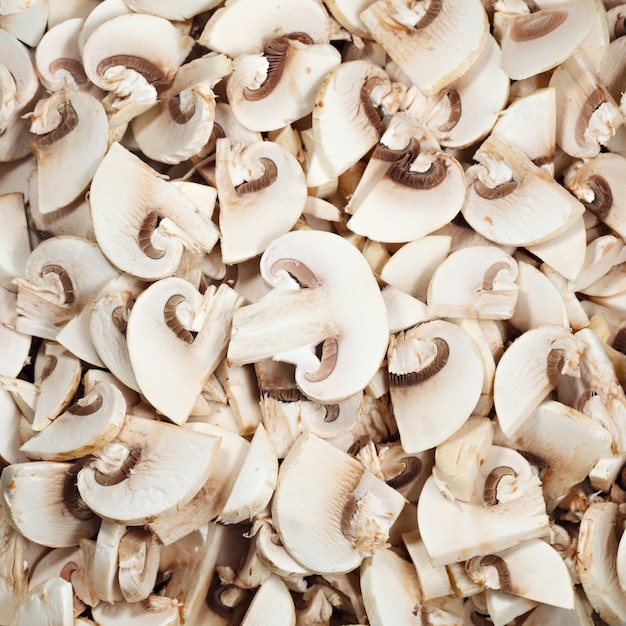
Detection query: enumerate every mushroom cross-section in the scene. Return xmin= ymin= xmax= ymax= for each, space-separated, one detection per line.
xmin=227 ymin=230 xmax=389 ymax=403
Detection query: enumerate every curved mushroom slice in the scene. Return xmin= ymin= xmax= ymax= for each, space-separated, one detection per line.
xmin=12 ymin=577 xmax=74 ymax=626
xmin=227 ymin=36 xmax=340 ymax=132
xmin=566 ymin=152 xmax=626 ymax=241
xmin=240 ymin=574 xmax=296 ymax=626
xmin=493 ymin=325 xmax=587 ymax=438
xmin=418 ymin=445 xmax=550 ymax=566
xmin=216 ymin=138 xmax=307 ymax=264
xmin=466 ymin=539 xmax=574 ymax=608
xmin=198 ymin=0 xmax=331 ymax=57
xmin=427 ymin=246 xmax=519 ymax=320
xmin=1 ymin=461 xmax=99 ymax=548
xmin=15 ymin=235 xmax=118 ymax=333
xmin=91 ymin=595 xmax=180 ymax=625
xmin=228 ymin=230 xmax=389 ymax=404
xmin=312 ymin=60 xmax=393 ymax=179
xmin=35 ymin=18 xmax=89 ymax=93
xmin=132 ymin=54 xmax=232 ymax=165
xmin=254 ymin=519 xmax=312 ymax=581
xmin=89 ymin=142 xmax=220 ymax=280
xmin=76 ymin=0 xmax=132 ymax=53
xmin=81 ymin=13 xmax=193 ymax=127
xmin=361 ymin=0 xmax=488 ymax=96
xmin=497 ymin=0 xmax=596 ymax=80
xmin=578 ymin=502 xmax=626 ymax=623
xmin=272 ymin=432 xmax=405 ymax=575
xmin=20 ymin=378 xmax=126 ymax=461
xmin=127 ymin=278 xmax=242 ymax=425
xmin=550 ymin=52 xmax=623 ymax=159
xmin=77 ymin=415 xmax=220 ymax=526
xmin=117 ymin=528 xmax=160 ymax=603
xmin=123 ymin=0 xmax=222 ymax=20
xmin=387 ymin=319 xmax=484 ymax=453
xmin=0 ymin=192 xmax=30 ymax=291
xmin=462 ymin=135 xmax=585 ymax=246
xmin=28 ymin=90 xmax=108 ymax=214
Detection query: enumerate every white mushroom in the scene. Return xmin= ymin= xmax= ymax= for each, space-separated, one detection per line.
xmin=12 ymin=577 xmax=74 ymax=626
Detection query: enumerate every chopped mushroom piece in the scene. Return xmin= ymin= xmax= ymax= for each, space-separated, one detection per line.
xmin=12 ymin=577 xmax=74 ymax=626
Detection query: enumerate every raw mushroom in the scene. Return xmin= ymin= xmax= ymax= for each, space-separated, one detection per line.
xmin=12 ymin=577 xmax=74 ymax=626
xmin=117 ymin=528 xmax=161 ymax=603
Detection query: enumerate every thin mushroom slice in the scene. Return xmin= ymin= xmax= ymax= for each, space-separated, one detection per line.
xmin=240 ymin=574 xmax=296 ymax=626
xmin=215 ymin=138 xmax=307 ymax=264
xmin=272 ymin=432 xmax=405 ymax=575
xmin=28 ymin=89 xmax=108 ymax=214
xmin=126 ymin=278 xmax=242 ymax=425
xmin=117 ymin=528 xmax=160 ymax=603
xmin=493 ymin=325 xmax=587 ymax=438
xmin=387 ymin=319 xmax=484 ymax=453
xmin=89 ymin=142 xmax=220 ymax=281
xmin=77 ymin=415 xmax=220 ymax=526
xmin=12 ymin=577 xmax=74 ymax=626
xmin=91 ymin=520 xmax=125 ymax=604
xmin=496 ymin=0 xmax=597 ymax=80
xmin=462 ymin=135 xmax=585 ymax=246
xmin=427 ymin=245 xmax=519 ymax=320
xmin=418 ymin=445 xmax=550 ymax=566
xmin=132 ymin=53 xmax=233 ymax=165
xmin=0 ymin=192 xmax=30 ymax=291
xmin=228 ymin=230 xmax=389 ymax=404
xmin=361 ymin=0 xmax=489 ymax=96
xmin=1 ymin=461 xmax=99 ymax=548
xmin=198 ymin=0 xmax=331 ymax=58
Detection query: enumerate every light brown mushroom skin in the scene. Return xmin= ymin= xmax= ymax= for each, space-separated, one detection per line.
xmin=137 ymin=211 xmax=166 ymax=260
xmin=388 ymin=337 xmax=450 ymax=387
xmin=483 ymin=466 xmax=517 ymax=505
xmin=235 ymin=157 xmax=278 ymax=194
xmin=48 ymin=59 xmax=88 ymax=85
xmin=93 ymin=448 xmax=142 ymax=486
xmin=33 ymin=101 xmax=79 ymax=148
xmin=575 ymin=87 xmax=608 ymax=147
xmin=583 ymin=174 xmax=612 ymax=221
xmin=41 ymin=264 xmax=75 ymax=305
xmin=509 ymin=10 xmax=568 ymax=42
xmin=97 ymin=55 xmax=169 ymax=85
xmin=163 ymin=294 xmax=197 ymax=345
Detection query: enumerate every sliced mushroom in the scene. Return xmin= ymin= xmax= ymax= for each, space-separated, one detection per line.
xmin=117 ymin=528 xmax=160 ymax=603
xmin=361 ymin=0 xmax=489 ymax=95
xmin=90 ymin=519 xmax=125 ymax=604
xmin=122 ymin=0 xmax=223 ymax=20
xmin=91 ymin=595 xmax=181 ymax=625
xmin=0 ymin=0 xmax=47 ymax=48
xmin=228 ymin=230 xmax=389 ymax=403
xmin=387 ymin=319 xmax=484 ymax=453
xmin=215 ymin=137 xmax=307 ymax=264
xmin=254 ymin=519 xmax=312 ymax=581
xmin=403 ymin=529 xmax=453 ymax=601
xmin=0 ymin=496 xmax=28 ymax=624
xmin=240 ymin=574 xmax=296 ymax=626
xmin=0 ymin=192 xmax=29 ymax=292
xmin=12 ymin=577 xmax=74 ymax=626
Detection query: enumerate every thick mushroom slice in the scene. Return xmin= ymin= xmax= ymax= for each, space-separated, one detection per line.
xmin=198 ymin=0 xmax=331 ymax=57
xmin=126 ymin=278 xmax=242 ymax=425
xmin=346 ymin=114 xmax=467 ymax=243
xmin=77 ymin=415 xmax=220 ymax=525
xmin=418 ymin=445 xmax=550 ymax=566
xmin=272 ymin=432 xmax=405 ymax=575
xmin=361 ymin=0 xmax=488 ymax=95
xmin=132 ymin=53 xmax=232 ymax=165
xmin=1 ymin=461 xmax=99 ymax=548
xmin=28 ymin=89 xmax=108 ymax=214
xmin=496 ymin=0 xmax=596 ymax=80
xmin=387 ymin=319 xmax=484 ymax=453
xmin=427 ymin=245 xmax=519 ymax=320
xmin=494 ymin=325 xmax=587 ymax=438
xmin=227 ymin=36 xmax=340 ymax=133
xmin=462 ymin=135 xmax=585 ymax=246
xmin=228 ymin=230 xmax=389 ymax=403
xmin=12 ymin=577 xmax=74 ymax=626
xmin=215 ymin=138 xmax=307 ymax=264
xmin=89 ymin=142 xmax=220 ymax=281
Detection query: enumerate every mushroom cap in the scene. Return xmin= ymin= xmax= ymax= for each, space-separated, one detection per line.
xmin=77 ymin=415 xmax=221 ymax=525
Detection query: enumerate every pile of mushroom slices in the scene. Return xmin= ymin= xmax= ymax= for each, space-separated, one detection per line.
xmin=6 ymin=0 xmax=626 ymax=624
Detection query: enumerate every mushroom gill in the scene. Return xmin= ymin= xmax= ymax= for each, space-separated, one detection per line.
xmin=509 ymin=10 xmax=568 ymax=42
xmin=389 ymin=337 xmax=450 ymax=386
xmin=385 ymin=153 xmax=448 ymax=190
xmin=235 ymin=157 xmax=278 ymax=194
xmin=66 ymin=392 xmax=104 ymax=416
xmin=546 ymin=347 xmax=565 ymax=386
xmin=97 ymin=55 xmax=169 ymax=85
xmin=582 ymin=174 xmax=612 ymax=221
xmin=474 ymin=178 xmax=518 ymax=199
xmin=385 ymin=456 xmax=421 ymax=490
xmin=575 ymin=86 xmax=608 ymax=147
xmin=163 ymin=294 xmax=197 ymax=345
xmin=414 ymin=0 xmax=442 ymax=30
xmin=137 ymin=211 xmax=166 ymax=260
xmin=93 ymin=448 xmax=143 ymax=486
xmin=63 ymin=466 xmax=96 ymax=521
xmin=305 ymin=337 xmax=339 ymax=383
xmin=437 ymin=88 xmax=462 ymax=132
xmin=168 ymin=96 xmax=196 ymax=125
xmin=371 ymin=137 xmax=420 ymax=162
xmin=483 ymin=465 xmax=517 ymax=506
xmin=481 ymin=261 xmax=513 ymax=291
xmin=360 ymin=77 xmax=385 ymax=136
xmin=40 ymin=264 xmax=75 ymax=305
xmin=478 ymin=554 xmax=512 ymax=592
xmin=48 ymin=59 xmax=87 ymax=85
xmin=33 ymin=101 xmax=78 ymax=147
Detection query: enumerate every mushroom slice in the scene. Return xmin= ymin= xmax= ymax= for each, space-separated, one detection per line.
xmin=0 ymin=0 xmax=47 ymax=48
xmin=254 ymin=519 xmax=312 ymax=580
xmin=493 ymin=325 xmax=587 ymax=438
xmin=550 ymin=52 xmax=623 ymax=159
xmin=418 ymin=445 xmax=550 ymax=566
xmin=132 ymin=53 xmax=232 ymax=165
xmin=466 ymin=539 xmax=574 ymax=608
xmin=81 ymin=13 xmax=194 ymax=126
xmin=91 ymin=520 xmax=125 ymax=603
xmin=463 ymin=135 xmax=585 ymax=246
xmin=387 ymin=319 xmax=484 ymax=453
xmin=215 ymin=138 xmax=307 ymax=264
xmin=494 ymin=400 xmax=612 ymax=511
xmin=361 ymin=0 xmax=488 ymax=95
xmin=117 ymin=528 xmax=160 ymax=603
xmin=20 ymin=378 xmax=126 ymax=461
xmin=0 ymin=192 xmax=30 ymax=291
xmin=0 ymin=29 xmax=39 ymax=118
xmin=497 ymin=0 xmax=596 ymax=80
xmin=198 ymin=0 xmax=331 ymax=57
xmin=0 ymin=498 xmax=28 ymax=624
xmin=578 ymin=502 xmax=626 ymax=623
xmin=566 ymin=152 xmax=626 ymax=241
xmin=28 ymin=90 xmax=108 ymax=214
xmin=12 ymin=577 xmax=74 ymax=626
xmin=89 ymin=142 xmax=220 ymax=280
xmin=77 ymin=415 xmax=220 ymax=525
xmin=217 ymin=424 xmax=278 ymax=525
xmin=91 ymin=595 xmax=180 ymax=626
xmin=0 ymin=388 xmax=28 ymax=465
xmin=240 ymin=574 xmax=296 ymax=626
xmin=403 ymin=530 xmax=453 ymax=601
xmin=427 ymin=246 xmax=518 ymax=320
xmin=126 ymin=279 xmax=242 ymax=425
xmin=35 ymin=18 xmax=89 ymax=92
xmin=1 ymin=461 xmax=99 ymax=548
xmin=312 ymin=60 xmax=393 ymax=179
xmin=571 ymin=234 xmax=624 ymax=293
xmin=122 ymin=0 xmax=222 ymax=20
xmin=227 ymin=37 xmax=340 ymax=132
xmin=228 ymin=230 xmax=388 ymax=404
xmin=272 ymin=432 xmax=405 ymax=574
